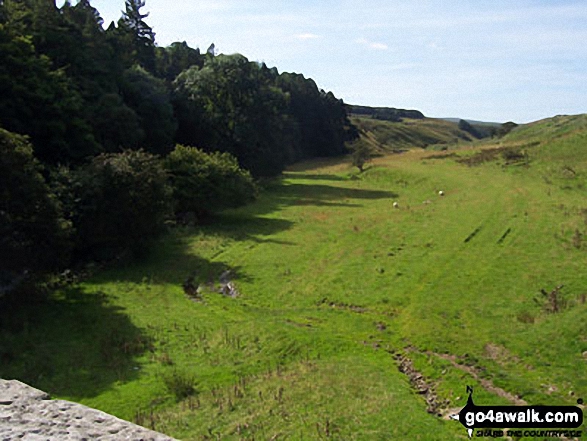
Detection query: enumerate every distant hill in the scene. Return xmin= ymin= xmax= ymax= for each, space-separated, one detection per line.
xmin=441 ymin=118 xmax=503 ymax=127
xmin=348 ymin=104 xmax=425 ymax=122
xmin=351 ymin=115 xmax=479 ymax=152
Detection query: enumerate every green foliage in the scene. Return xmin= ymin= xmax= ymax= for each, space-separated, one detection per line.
xmin=0 ymin=0 xmax=359 ymax=288
xmin=277 ymin=72 xmax=355 ymax=160
xmin=0 ymin=128 xmax=71 ymax=291
xmin=1 ymin=0 xmax=353 ymax=177
xmin=174 ymin=54 xmax=292 ymax=177
xmin=155 ymin=41 xmax=205 ymax=82
xmin=91 ymin=93 xmax=143 ymax=152
xmin=71 ymin=150 xmax=171 ymax=260
xmin=113 ymin=0 xmax=156 ymax=72
xmin=348 ymin=138 xmax=373 ymax=172
xmin=165 ymin=145 xmax=257 ymax=218
xmin=173 ymin=55 xmax=355 ymax=177
xmin=120 ymin=65 xmax=177 ymax=155
xmin=0 ymin=22 xmax=100 ymax=164
xmin=498 ymin=121 xmax=519 ymax=137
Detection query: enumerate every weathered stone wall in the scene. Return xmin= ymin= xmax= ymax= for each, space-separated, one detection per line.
xmin=0 ymin=379 xmax=177 ymax=440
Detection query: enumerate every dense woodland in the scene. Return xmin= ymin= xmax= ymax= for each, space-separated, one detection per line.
xmin=0 ymin=0 xmax=357 ymax=297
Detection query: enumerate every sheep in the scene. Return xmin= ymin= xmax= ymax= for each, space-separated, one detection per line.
xmin=438 ymin=190 xmax=444 ymax=196
xmin=392 ymin=201 xmax=399 ymax=208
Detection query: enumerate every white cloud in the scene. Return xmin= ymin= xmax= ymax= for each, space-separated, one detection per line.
xmin=370 ymin=42 xmax=388 ymax=50
xmin=356 ymin=38 xmax=388 ymax=50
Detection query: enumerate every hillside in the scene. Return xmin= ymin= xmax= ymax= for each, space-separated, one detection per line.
xmin=461 ymin=113 xmax=587 ymax=168
xmin=352 ymin=115 xmax=478 ymax=152
xmin=442 ymin=118 xmax=502 ymax=126
xmin=348 ymin=104 xmax=425 ymax=121
xmin=2 ymin=114 xmax=587 ymax=439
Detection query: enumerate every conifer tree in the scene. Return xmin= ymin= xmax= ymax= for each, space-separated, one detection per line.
xmin=117 ymin=0 xmax=155 ymax=71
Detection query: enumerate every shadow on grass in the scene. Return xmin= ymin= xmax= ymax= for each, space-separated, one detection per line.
xmin=0 ymin=163 xmax=402 ymax=402
xmin=0 ymin=288 xmax=152 ymax=399
xmin=286 ymin=157 xmax=349 ymax=172
xmin=199 ymin=213 xmax=296 ymax=245
xmin=284 ymin=172 xmax=349 ymax=182
xmin=94 ymin=234 xmax=255 ymax=287
xmin=88 ymin=176 xmax=399 ymax=288
xmin=274 ymin=182 xmax=397 ymax=205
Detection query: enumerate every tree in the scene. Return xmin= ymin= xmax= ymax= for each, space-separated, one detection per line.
xmin=60 ymin=0 xmax=118 ymax=93
xmin=90 ymin=93 xmax=143 ymax=152
xmin=155 ymin=41 xmax=205 ymax=82
xmin=0 ymin=128 xmax=71 ymax=296
xmin=173 ymin=54 xmax=292 ymax=177
xmin=0 ymin=22 xmax=100 ymax=164
xmin=71 ymin=150 xmax=171 ymax=260
xmin=114 ymin=0 xmax=156 ymax=72
xmin=165 ymin=145 xmax=257 ymax=219
xmin=276 ymin=72 xmax=356 ymax=160
xmin=497 ymin=121 xmax=518 ymax=137
xmin=120 ymin=65 xmax=177 ymax=155
xmin=348 ymin=138 xmax=373 ymax=172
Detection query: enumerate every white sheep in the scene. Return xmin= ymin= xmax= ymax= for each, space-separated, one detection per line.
xmin=392 ymin=201 xmax=399 ymax=208
xmin=438 ymin=190 xmax=444 ymax=196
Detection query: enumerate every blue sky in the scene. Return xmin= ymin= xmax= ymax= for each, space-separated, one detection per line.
xmin=75 ymin=0 xmax=586 ymax=123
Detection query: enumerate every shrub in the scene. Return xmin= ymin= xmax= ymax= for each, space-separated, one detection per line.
xmin=72 ymin=150 xmax=172 ymax=260
xmin=165 ymin=145 xmax=257 ymax=219
xmin=348 ymin=138 xmax=374 ymax=172
xmin=0 ymin=128 xmax=71 ymax=297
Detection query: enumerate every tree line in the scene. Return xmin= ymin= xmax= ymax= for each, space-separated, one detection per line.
xmin=0 ymin=0 xmax=356 ymax=298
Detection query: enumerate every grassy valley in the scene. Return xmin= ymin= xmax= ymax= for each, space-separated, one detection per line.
xmin=351 ymin=116 xmax=482 ymax=152
xmin=2 ymin=115 xmax=587 ymax=439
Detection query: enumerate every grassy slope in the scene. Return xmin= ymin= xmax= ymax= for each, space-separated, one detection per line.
xmin=351 ymin=116 xmax=476 ymax=152
xmin=2 ymin=115 xmax=587 ymax=440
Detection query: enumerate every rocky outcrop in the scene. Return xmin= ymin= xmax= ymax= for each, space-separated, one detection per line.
xmin=0 ymin=379 xmax=177 ymax=440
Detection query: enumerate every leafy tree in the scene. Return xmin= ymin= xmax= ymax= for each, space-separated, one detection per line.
xmin=71 ymin=150 xmax=171 ymax=260
xmin=276 ymin=72 xmax=356 ymax=160
xmin=90 ymin=93 xmax=143 ymax=152
xmin=59 ymin=0 xmax=118 ymax=94
xmin=497 ymin=121 xmax=518 ymax=137
xmin=155 ymin=41 xmax=205 ymax=82
xmin=0 ymin=128 xmax=71 ymax=295
xmin=173 ymin=54 xmax=292 ymax=177
xmin=0 ymin=22 xmax=99 ymax=164
xmin=348 ymin=138 xmax=374 ymax=172
xmin=165 ymin=145 xmax=257 ymax=219
xmin=120 ymin=65 xmax=177 ymax=155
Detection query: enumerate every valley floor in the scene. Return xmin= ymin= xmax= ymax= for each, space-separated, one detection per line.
xmin=2 ymin=116 xmax=587 ymax=439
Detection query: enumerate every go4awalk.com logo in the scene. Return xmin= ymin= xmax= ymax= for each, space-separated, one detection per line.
xmin=450 ymin=386 xmax=584 ymax=438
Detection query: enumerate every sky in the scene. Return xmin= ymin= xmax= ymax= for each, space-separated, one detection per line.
xmin=69 ymin=0 xmax=587 ymax=123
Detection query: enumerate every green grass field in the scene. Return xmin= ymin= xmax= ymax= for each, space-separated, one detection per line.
xmin=2 ymin=115 xmax=587 ymax=440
